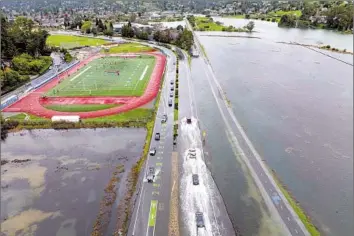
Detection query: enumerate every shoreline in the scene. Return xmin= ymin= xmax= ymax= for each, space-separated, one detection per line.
xmin=269 ymin=167 xmax=320 ymax=236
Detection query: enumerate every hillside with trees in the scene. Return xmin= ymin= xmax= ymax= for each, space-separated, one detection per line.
xmin=1 ymin=15 xmax=52 ymax=94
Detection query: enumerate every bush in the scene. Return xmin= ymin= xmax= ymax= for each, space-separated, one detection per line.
xmin=64 ymin=52 xmax=73 ymax=62
xmin=12 ymin=54 xmax=52 ymax=75
xmin=272 ymin=18 xmax=276 ymax=22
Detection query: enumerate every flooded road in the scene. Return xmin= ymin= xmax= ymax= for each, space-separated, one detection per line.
xmin=1 ymin=128 xmax=146 ymax=236
xmin=191 ymin=29 xmax=353 ymax=236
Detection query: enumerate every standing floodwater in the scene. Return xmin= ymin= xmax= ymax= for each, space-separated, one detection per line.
xmin=191 ymin=26 xmax=353 ymax=236
xmin=1 ymin=128 xmax=146 ymax=236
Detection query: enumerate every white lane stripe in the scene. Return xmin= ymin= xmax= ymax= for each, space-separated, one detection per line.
xmin=139 ymin=65 xmax=149 ymax=81
xmin=70 ymin=66 xmax=91 ymax=81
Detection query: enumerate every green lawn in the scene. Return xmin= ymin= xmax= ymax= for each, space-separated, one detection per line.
xmin=195 ymin=16 xmax=249 ymax=32
xmin=105 ymin=43 xmax=154 ymax=53
xmin=269 ymin=10 xmax=302 ymax=17
xmin=251 ymin=10 xmax=302 ymax=22
xmin=7 ymin=113 xmax=49 ymax=121
xmin=195 ymin=17 xmax=224 ymax=31
xmin=44 ymin=104 xmax=118 ymax=112
xmin=84 ymin=108 xmax=153 ymax=122
xmin=46 ymin=35 xmax=109 ymax=49
xmin=6 ymin=108 xmax=153 ymax=123
xmin=45 ymin=55 xmax=156 ymax=97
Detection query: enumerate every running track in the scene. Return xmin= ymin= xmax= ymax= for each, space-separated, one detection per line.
xmin=3 ymin=52 xmax=166 ymax=118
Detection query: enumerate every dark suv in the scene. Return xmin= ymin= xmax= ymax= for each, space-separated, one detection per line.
xmin=155 ymin=133 xmax=160 ymax=141
xmin=195 ymin=212 xmax=205 ymax=228
xmin=192 ymin=174 xmax=199 ymax=185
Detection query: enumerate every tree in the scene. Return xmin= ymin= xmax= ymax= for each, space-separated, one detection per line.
xmin=81 ymin=21 xmax=92 ymax=34
xmin=187 ymin=15 xmax=196 ymax=27
xmin=2 ymin=16 xmax=49 ymax=58
xmin=325 ymin=4 xmax=353 ymax=31
xmin=103 ymin=29 xmax=114 ymax=37
xmin=92 ymin=27 xmax=98 ymax=36
xmin=130 ymin=13 xmax=137 ymax=22
xmin=121 ymin=24 xmax=134 ymax=38
xmin=300 ymin=2 xmax=317 ymax=20
xmin=245 ymin=21 xmax=255 ymax=32
xmin=136 ymin=31 xmax=149 ymax=40
xmin=177 ymin=25 xmax=184 ymax=31
xmin=64 ymin=52 xmax=73 ymax=62
xmin=175 ymin=29 xmax=194 ymax=51
xmin=278 ymin=14 xmax=297 ymax=27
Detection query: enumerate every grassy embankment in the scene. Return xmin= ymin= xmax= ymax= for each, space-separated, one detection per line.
xmin=5 ymin=108 xmax=154 ymax=130
xmin=173 ymin=52 xmax=179 ymax=138
xmin=44 ymin=104 xmax=118 ymax=112
xmin=46 ymin=35 xmax=109 ymax=49
xmin=104 ymin=43 xmax=155 ymax=54
xmin=195 ymin=16 xmax=249 ymax=32
xmin=270 ymin=169 xmax=320 ymax=236
xmin=250 ymin=10 xmax=301 ymax=22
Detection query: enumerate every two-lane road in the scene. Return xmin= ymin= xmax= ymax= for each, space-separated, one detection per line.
xmin=127 ymin=46 xmax=177 ymax=236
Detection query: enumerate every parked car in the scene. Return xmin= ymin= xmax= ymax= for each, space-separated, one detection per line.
xmin=170 ymin=86 xmax=174 ymax=91
xmin=170 ymin=91 xmax=174 ymax=97
xmin=149 ymin=148 xmax=156 ymax=156
xmin=195 ymin=212 xmax=205 ymax=228
xmin=155 ymin=133 xmax=160 ymax=141
xmin=170 ymin=80 xmax=174 ymax=85
xmin=146 ymin=167 xmax=155 ymax=183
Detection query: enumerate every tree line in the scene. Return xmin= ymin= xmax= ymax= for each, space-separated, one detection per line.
xmin=121 ymin=22 xmax=194 ymax=52
xmin=1 ymin=15 xmax=52 ymax=94
xmin=65 ymin=16 xmax=114 ymax=36
xmin=279 ymin=1 xmax=353 ymax=31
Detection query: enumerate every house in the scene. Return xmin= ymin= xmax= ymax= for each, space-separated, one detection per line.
xmin=113 ymin=23 xmax=124 ymax=33
xmin=309 ymin=16 xmax=327 ymax=24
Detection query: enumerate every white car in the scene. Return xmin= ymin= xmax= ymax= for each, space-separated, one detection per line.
xmin=188 ymin=148 xmax=196 ymax=158
xmin=149 ymin=148 xmax=156 ymax=156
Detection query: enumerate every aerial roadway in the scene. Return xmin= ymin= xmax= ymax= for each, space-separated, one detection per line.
xmin=127 ymin=43 xmax=177 ymax=236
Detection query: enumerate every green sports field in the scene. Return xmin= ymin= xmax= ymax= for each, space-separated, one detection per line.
xmin=46 ymin=35 xmax=108 ymax=49
xmin=46 ymin=55 xmax=156 ymax=97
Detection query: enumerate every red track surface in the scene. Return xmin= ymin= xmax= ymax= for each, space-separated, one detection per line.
xmin=4 ymin=52 xmax=166 ymax=118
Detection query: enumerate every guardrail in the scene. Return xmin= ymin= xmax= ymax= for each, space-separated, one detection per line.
xmin=1 ymin=60 xmax=79 ymax=111
xmin=31 ymin=60 xmax=79 ymax=89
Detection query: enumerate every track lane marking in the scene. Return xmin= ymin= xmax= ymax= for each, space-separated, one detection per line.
xmin=70 ymin=66 xmax=92 ymax=81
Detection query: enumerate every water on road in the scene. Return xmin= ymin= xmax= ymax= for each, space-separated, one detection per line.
xmin=191 ymin=26 xmax=353 ymax=236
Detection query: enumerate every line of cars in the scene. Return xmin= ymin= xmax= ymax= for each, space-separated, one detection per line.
xmin=187 ymin=148 xmax=205 ymax=229
xmin=146 ymin=112 xmax=169 ymax=183
xmin=168 ymin=80 xmax=174 ymax=107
